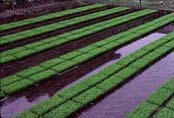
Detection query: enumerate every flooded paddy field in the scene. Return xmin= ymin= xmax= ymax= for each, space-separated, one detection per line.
xmin=0 ymin=2 xmax=174 ymax=118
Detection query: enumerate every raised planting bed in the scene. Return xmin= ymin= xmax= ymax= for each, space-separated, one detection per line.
xmin=1 ymin=10 xmax=172 ymax=64
xmin=0 ymin=4 xmax=174 ymax=118
xmin=128 ymin=78 xmax=174 ymax=118
xmin=0 ymin=6 xmax=131 ymax=45
xmin=0 ymin=3 xmax=106 ymax=31
xmin=1 ymin=14 xmax=173 ymax=97
xmin=16 ymin=33 xmax=174 ymax=118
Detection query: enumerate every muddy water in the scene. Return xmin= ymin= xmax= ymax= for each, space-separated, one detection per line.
xmin=157 ymin=23 xmax=174 ymax=34
xmin=0 ymin=49 xmax=121 ymax=118
xmin=0 ymin=94 xmax=49 ymax=118
xmin=67 ymin=33 xmax=166 ymax=88
xmin=73 ymin=37 xmax=174 ymax=118
xmin=0 ymin=33 xmax=170 ymax=118
xmin=76 ymin=53 xmax=174 ymax=118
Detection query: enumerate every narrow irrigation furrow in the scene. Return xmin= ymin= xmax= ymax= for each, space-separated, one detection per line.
xmin=0 ymin=15 xmax=173 ymax=97
xmin=0 ymin=3 xmax=106 ymax=32
xmin=0 ymin=9 xmax=158 ymax=64
xmin=128 ymin=78 xmax=174 ymax=118
xmin=0 ymin=7 xmax=130 ymax=45
xmin=17 ymin=33 xmax=174 ymax=118
xmin=0 ymin=10 xmax=165 ymax=77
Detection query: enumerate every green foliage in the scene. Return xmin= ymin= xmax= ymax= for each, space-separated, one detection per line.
xmin=1 ymin=4 xmax=106 ymax=31
xmin=18 ymin=111 xmax=38 ymax=118
xmin=166 ymin=97 xmax=174 ymax=110
xmin=0 ymin=55 xmax=16 ymax=64
xmin=147 ymin=88 xmax=173 ymax=106
xmin=29 ymin=70 xmax=56 ymax=82
xmin=42 ymin=100 xmax=82 ymax=118
xmin=51 ymin=61 xmax=76 ymax=73
xmin=17 ymin=66 xmax=45 ymax=77
xmin=116 ymin=66 xmax=138 ymax=79
xmin=129 ymin=58 xmax=150 ymax=69
xmin=0 ymin=90 xmax=5 ymax=97
xmin=56 ymin=81 xmax=89 ymax=100
xmin=128 ymin=101 xmax=158 ymax=118
xmin=71 ymin=54 xmax=91 ymax=64
xmin=40 ymin=58 xmax=65 ymax=69
xmin=162 ymin=78 xmax=174 ymax=90
xmin=96 ymin=75 xmax=123 ymax=92
xmin=0 ymin=6 xmax=129 ymax=45
xmin=18 ymin=31 xmax=174 ymax=118
xmin=1 ymin=79 xmax=34 ymax=94
xmin=0 ymin=9 xmax=157 ymax=64
xmin=154 ymin=108 xmax=174 ymax=118
xmin=60 ymin=51 xmax=82 ymax=60
xmin=1 ymin=75 xmax=22 ymax=87
xmin=117 ymin=55 xmax=136 ymax=65
xmin=73 ymin=87 xmax=103 ymax=105
xmin=30 ymin=96 xmax=64 ymax=115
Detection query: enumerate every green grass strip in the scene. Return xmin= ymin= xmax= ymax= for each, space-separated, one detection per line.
xmin=0 ymin=9 xmax=159 ymax=64
xmin=17 ymin=34 xmax=174 ymax=118
xmin=146 ymin=88 xmax=173 ymax=106
xmin=0 ymin=16 xmax=173 ymax=97
xmin=154 ymin=108 xmax=174 ymax=118
xmin=128 ymin=101 xmax=158 ymax=118
xmin=0 ymin=6 xmax=130 ymax=45
xmin=162 ymin=78 xmax=174 ymax=90
xmin=0 ymin=3 xmax=106 ymax=31
xmin=166 ymin=97 xmax=174 ymax=110
xmin=128 ymin=78 xmax=174 ymax=118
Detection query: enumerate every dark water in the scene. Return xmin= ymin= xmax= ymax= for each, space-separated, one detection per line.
xmin=156 ymin=23 xmax=174 ymax=34
xmin=0 ymin=32 xmax=172 ymax=118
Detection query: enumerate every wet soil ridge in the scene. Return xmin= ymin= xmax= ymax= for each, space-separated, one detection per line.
xmin=17 ymin=33 xmax=174 ymax=118
xmin=0 ymin=6 xmax=131 ymax=46
xmin=0 ymin=14 xmax=173 ymax=97
xmin=0 ymin=9 xmax=157 ymax=65
xmin=0 ymin=10 xmax=168 ymax=78
xmin=0 ymin=3 xmax=106 ymax=32
xmin=128 ymin=78 xmax=174 ymax=118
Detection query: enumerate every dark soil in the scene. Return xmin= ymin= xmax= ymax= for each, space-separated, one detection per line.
xmin=0 ymin=6 xmax=109 ymax=36
xmin=0 ymin=11 xmax=168 ymax=78
xmin=0 ymin=0 xmax=81 ymax=24
xmin=0 ymin=8 xmax=131 ymax=51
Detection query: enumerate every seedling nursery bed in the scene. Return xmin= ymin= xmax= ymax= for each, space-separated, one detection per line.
xmin=0 ymin=2 xmax=174 ymax=118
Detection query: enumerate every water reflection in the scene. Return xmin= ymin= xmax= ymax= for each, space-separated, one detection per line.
xmin=1 ymin=94 xmax=49 ymax=118
xmin=74 ymin=33 xmax=174 ymax=118
xmin=76 ymin=52 xmax=174 ymax=118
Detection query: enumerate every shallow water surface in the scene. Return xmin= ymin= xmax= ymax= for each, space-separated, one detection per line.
xmin=0 ymin=32 xmax=171 ymax=118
